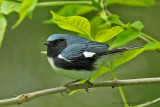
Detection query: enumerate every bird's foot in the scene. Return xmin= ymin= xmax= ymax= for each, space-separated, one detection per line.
xmin=61 ymin=79 xmax=81 ymax=95
xmin=84 ymin=80 xmax=93 ymax=93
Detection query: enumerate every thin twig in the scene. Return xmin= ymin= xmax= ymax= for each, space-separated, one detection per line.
xmin=0 ymin=77 xmax=160 ymax=106
xmin=133 ymin=97 xmax=160 ymax=107
xmin=105 ymin=9 xmax=152 ymax=43
xmin=37 ymin=1 xmax=92 ymax=7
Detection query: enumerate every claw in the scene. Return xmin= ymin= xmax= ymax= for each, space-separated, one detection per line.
xmin=84 ymin=80 xmax=93 ymax=93
xmin=61 ymin=84 xmax=70 ymax=96
xmin=85 ymin=80 xmax=93 ymax=87
xmin=60 ymin=79 xmax=81 ymax=95
xmin=61 ymin=92 xmax=64 ymax=96
xmin=85 ymin=88 xmax=90 ymax=93
xmin=66 ymin=85 xmax=70 ymax=93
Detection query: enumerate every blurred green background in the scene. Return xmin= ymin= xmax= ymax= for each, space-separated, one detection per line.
xmin=0 ymin=0 xmax=160 ymax=107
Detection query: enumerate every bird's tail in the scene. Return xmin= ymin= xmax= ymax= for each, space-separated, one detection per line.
xmin=108 ymin=46 xmax=143 ymax=54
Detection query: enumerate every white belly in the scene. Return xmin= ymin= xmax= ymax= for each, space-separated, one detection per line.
xmin=48 ymin=56 xmax=108 ymax=80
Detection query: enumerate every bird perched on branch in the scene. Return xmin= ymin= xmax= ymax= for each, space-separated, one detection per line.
xmin=44 ymin=34 xmax=142 ymax=80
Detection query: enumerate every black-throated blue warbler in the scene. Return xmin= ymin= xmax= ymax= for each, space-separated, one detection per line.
xmin=44 ymin=34 xmax=142 ymax=80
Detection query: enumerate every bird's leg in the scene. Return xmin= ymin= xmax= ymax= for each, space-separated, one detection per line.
xmin=84 ymin=79 xmax=93 ymax=93
xmin=63 ymin=79 xmax=81 ymax=93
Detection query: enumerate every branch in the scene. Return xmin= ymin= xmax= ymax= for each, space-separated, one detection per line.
xmin=0 ymin=77 xmax=160 ymax=106
xmin=105 ymin=9 xmax=152 ymax=43
xmin=133 ymin=97 xmax=160 ymax=107
xmin=37 ymin=1 xmax=92 ymax=7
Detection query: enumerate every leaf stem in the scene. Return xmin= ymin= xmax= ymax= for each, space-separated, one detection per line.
xmin=140 ymin=32 xmax=159 ymax=43
xmin=108 ymin=62 xmax=129 ymax=107
xmin=37 ymin=1 xmax=92 ymax=7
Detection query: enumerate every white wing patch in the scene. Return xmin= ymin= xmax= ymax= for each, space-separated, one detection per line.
xmin=58 ymin=54 xmax=71 ymax=62
xmin=83 ymin=52 xmax=95 ymax=58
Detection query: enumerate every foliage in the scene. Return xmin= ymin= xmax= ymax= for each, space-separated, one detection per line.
xmin=109 ymin=29 xmax=140 ymax=49
xmin=113 ymin=49 xmax=144 ymax=68
xmin=95 ymin=26 xmax=123 ymax=43
xmin=12 ymin=0 xmax=38 ymax=29
xmin=0 ymin=13 xmax=7 ymax=48
xmin=0 ymin=0 xmax=159 ymax=106
xmin=51 ymin=11 xmax=93 ymax=40
xmin=0 ymin=1 xmax=21 ymax=15
xmin=0 ymin=0 xmax=159 ymax=86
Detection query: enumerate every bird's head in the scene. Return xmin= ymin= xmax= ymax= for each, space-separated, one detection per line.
xmin=44 ymin=34 xmax=90 ymax=57
xmin=44 ymin=34 xmax=68 ymax=57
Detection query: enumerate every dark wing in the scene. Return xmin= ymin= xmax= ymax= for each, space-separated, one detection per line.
xmin=84 ymin=41 xmax=109 ymax=56
xmin=60 ymin=41 xmax=109 ymax=61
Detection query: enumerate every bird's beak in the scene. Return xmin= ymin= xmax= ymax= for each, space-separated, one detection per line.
xmin=44 ymin=42 xmax=51 ymax=46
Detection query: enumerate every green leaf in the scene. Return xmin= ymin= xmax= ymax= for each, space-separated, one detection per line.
xmin=12 ymin=0 xmax=37 ymax=29
xmin=57 ymin=5 xmax=95 ymax=16
xmin=44 ymin=5 xmax=95 ymax=24
xmin=143 ymin=42 xmax=160 ymax=51
xmin=90 ymin=66 xmax=109 ymax=81
xmin=90 ymin=16 xmax=109 ymax=37
xmin=109 ymin=29 xmax=140 ymax=49
xmin=43 ymin=18 xmax=53 ymax=24
xmin=108 ymin=0 xmax=155 ymax=7
xmin=69 ymin=89 xmax=82 ymax=96
xmin=95 ymin=26 xmax=123 ymax=43
xmin=113 ymin=48 xmax=143 ymax=68
xmin=41 ymin=51 xmax=47 ymax=54
xmin=0 ymin=1 xmax=20 ymax=15
xmin=26 ymin=0 xmax=38 ymax=19
xmin=122 ymin=23 xmax=131 ymax=29
xmin=108 ymin=14 xmax=119 ymax=24
xmin=99 ymin=10 xmax=107 ymax=20
xmin=0 ymin=14 xmax=7 ymax=48
xmin=131 ymin=21 xmax=144 ymax=31
xmin=51 ymin=11 xmax=93 ymax=40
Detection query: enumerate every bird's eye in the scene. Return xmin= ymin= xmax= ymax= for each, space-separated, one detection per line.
xmin=56 ymin=40 xmax=62 ymax=45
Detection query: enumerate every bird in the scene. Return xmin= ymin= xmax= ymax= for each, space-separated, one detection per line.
xmin=44 ymin=34 xmax=142 ymax=80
